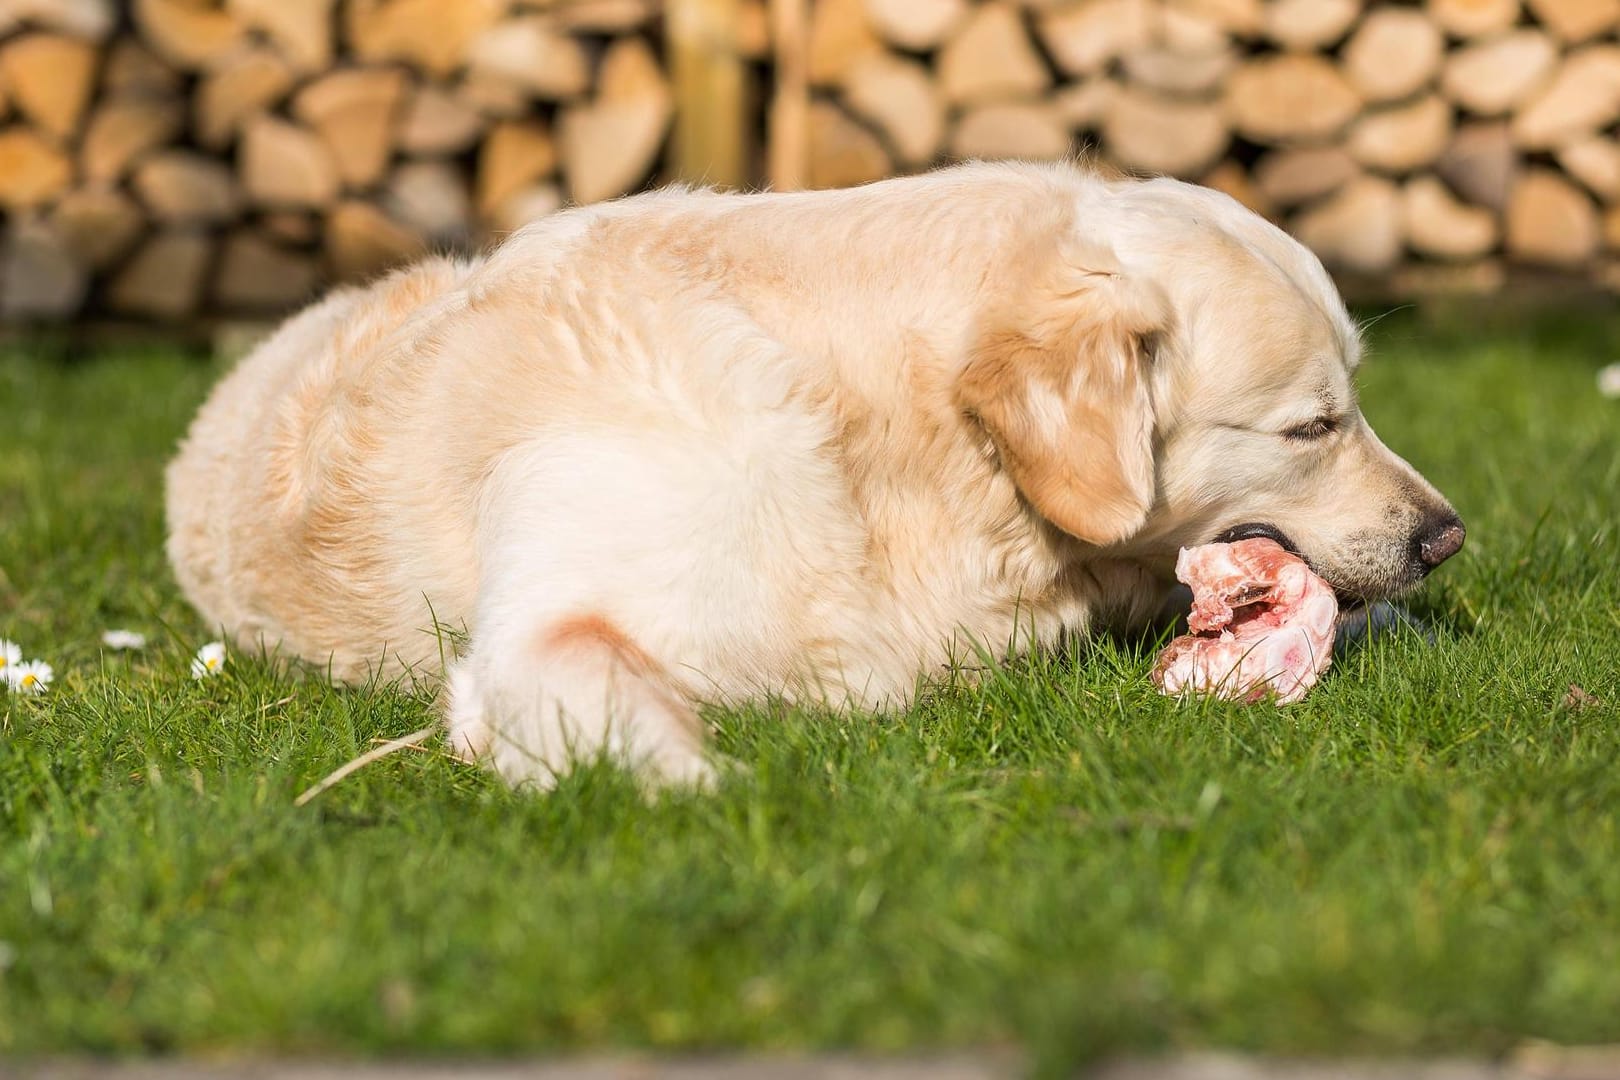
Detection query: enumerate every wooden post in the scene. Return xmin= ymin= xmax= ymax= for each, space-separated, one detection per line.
xmin=668 ymin=0 xmax=750 ymax=189
xmin=767 ymin=0 xmax=809 ymax=190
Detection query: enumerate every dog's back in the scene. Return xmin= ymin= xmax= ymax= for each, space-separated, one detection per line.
xmin=168 ymin=168 xmax=1090 ymax=688
xmin=166 ymin=256 xmax=481 ymax=679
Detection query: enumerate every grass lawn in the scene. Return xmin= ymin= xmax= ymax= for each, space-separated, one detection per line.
xmin=1 ymin=311 xmax=1618 ymax=1073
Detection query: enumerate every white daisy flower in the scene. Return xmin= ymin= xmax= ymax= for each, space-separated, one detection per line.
xmin=101 ymin=629 xmax=147 ymax=651
xmin=0 ymin=639 xmax=19 ymax=682
xmin=191 ymin=641 xmax=227 ymax=679
xmin=1600 ymin=363 xmax=1620 ymax=400
xmin=9 ymin=660 xmax=53 ymax=695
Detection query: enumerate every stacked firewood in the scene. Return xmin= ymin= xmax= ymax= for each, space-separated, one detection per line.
xmin=2 ymin=0 xmax=1619 ymax=322
xmin=0 ymin=0 xmax=677 ymax=319
xmin=805 ymin=0 xmax=1620 ymax=291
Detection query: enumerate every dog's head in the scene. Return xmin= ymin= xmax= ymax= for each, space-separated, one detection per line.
xmin=957 ymin=175 xmax=1462 ymax=602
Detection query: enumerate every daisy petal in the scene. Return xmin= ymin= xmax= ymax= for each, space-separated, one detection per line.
xmin=191 ymin=641 xmax=227 ymax=679
xmin=10 ymin=660 xmax=53 ymax=695
xmin=102 ymin=629 xmax=148 ymax=651
xmin=0 ymin=639 xmax=21 ymax=679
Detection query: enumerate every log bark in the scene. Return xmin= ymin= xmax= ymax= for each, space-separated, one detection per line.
xmin=400 ymin=85 xmax=487 ymax=155
xmin=1163 ymin=5 xmax=1229 ymax=52
xmin=768 ymin=0 xmax=810 ymax=190
xmin=469 ymin=17 xmax=591 ymax=99
xmin=1226 ymin=55 xmax=1361 ymax=142
xmin=1120 ymin=43 xmax=1235 ymax=97
xmin=1052 ymin=79 xmax=1116 ymax=129
xmin=133 ymin=151 xmax=240 ymax=224
xmin=1511 ymin=45 xmax=1620 ymax=149
xmin=950 ymin=102 xmax=1070 ymax=161
xmin=326 ymin=200 xmax=425 ymax=279
xmin=1427 ymin=0 xmax=1521 ymax=38
xmin=241 ymin=117 xmax=341 ymax=208
xmin=1348 ymin=95 xmax=1453 ymax=174
xmin=459 ymin=70 xmax=531 ymax=118
xmin=808 ymin=0 xmax=881 ymax=87
xmin=0 ymin=0 xmax=114 ymax=41
xmin=83 ymin=98 xmax=185 ymax=181
xmin=292 ymin=67 xmax=408 ymax=189
xmin=108 ymin=231 xmax=212 ymax=318
xmin=478 ymin=119 xmax=558 ymax=217
xmin=195 ymin=48 xmax=296 ymax=150
xmin=843 ymin=52 xmax=944 ymax=167
xmin=737 ymin=0 xmax=770 ymax=58
xmin=1506 ymin=167 xmax=1600 ymax=264
xmin=484 ymin=183 xmax=564 ymax=235
xmin=1254 ymin=146 xmax=1358 ymax=206
xmin=807 ymin=101 xmax=891 ymax=189
xmin=1037 ymin=0 xmax=1152 ymax=79
xmin=1440 ymin=30 xmax=1558 ymax=116
xmin=386 ymin=161 xmax=472 ymax=243
xmin=1402 ymin=175 xmax=1499 ymax=258
xmin=1172 ymin=0 xmax=1262 ymax=36
xmin=553 ymin=0 xmax=657 ymax=31
xmin=103 ymin=40 xmax=181 ymax=96
xmin=1557 ymin=136 xmax=1620 ymax=201
xmin=863 ymin=0 xmax=966 ymax=50
xmin=1524 ymin=0 xmax=1620 ymax=42
xmin=1343 ymin=9 xmax=1444 ymax=104
xmin=1437 ymin=122 xmax=1520 ymax=210
xmin=261 ymin=211 xmax=319 ymax=246
xmin=1291 ymin=176 xmax=1403 ymax=273
xmin=1 ymin=216 xmax=86 ymax=319
xmin=0 ymin=33 xmax=96 ymax=139
xmin=346 ymin=0 xmax=506 ymax=77
xmin=226 ymin=0 xmax=333 ymax=72
xmin=1263 ymin=0 xmax=1358 ymax=50
xmin=0 ymin=128 xmax=70 ymax=210
xmin=558 ymin=38 xmax=673 ymax=204
xmin=1102 ymin=88 xmax=1229 ymax=176
xmin=942 ymin=3 xmax=1050 ymax=103
xmin=133 ymin=0 xmax=244 ymax=69
xmin=1200 ymin=160 xmax=1272 ymax=217
xmin=1391 ymin=259 xmax=1505 ymax=295
xmin=216 ymin=232 xmax=319 ymax=310
xmin=50 ymin=187 xmax=143 ymax=269
xmin=669 ymin=0 xmax=750 ymax=188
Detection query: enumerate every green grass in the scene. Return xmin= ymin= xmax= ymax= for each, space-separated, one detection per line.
xmin=2 ymin=312 xmax=1618 ymax=1072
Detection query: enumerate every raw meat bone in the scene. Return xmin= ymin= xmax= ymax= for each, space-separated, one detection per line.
xmin=1152 ymin=538 xmax=1339 ymax=705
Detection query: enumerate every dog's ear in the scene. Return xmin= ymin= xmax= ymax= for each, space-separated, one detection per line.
xmin=957 ymin=239 xmax=1167 ymax=547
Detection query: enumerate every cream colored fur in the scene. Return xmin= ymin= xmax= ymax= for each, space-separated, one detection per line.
xmin=166 ymin=161 xmax=1459 ymax=788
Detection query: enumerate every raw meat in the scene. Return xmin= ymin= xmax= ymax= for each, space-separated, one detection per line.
xmin=1152 ymin=538 xmax=1338 ymax=705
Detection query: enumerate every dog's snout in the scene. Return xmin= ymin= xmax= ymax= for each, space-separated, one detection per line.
xmin=1414 ymin=513 xmax=1466 ymax=570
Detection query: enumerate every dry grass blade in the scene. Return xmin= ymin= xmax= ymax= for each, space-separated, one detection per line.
xmin=294 ymin=725 xmax=439 ymax=807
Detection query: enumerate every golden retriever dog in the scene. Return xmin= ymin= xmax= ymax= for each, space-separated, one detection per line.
xmin=166 ymin=161 xmax=1464 ymax=788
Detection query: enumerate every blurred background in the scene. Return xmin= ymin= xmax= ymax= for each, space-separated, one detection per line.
xmin=0 ymin=0 xmax=1617 ymax=326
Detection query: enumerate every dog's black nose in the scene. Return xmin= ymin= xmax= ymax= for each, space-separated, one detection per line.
xmin=1415 ymin=513 xmax=1466 ymax=569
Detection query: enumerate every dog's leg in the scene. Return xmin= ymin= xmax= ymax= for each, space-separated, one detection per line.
xmin=440 ymin=432 xmax=744 ymax=790
xmin=445 ymin=612 xmax=713 ymax=790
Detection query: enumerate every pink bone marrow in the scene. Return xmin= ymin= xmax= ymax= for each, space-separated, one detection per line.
xmin=1152 ymin=538 xmax=1338 ymax=705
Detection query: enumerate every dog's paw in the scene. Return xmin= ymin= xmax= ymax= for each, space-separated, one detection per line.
xmin=442 ymin=662 xmax=494 ymax=764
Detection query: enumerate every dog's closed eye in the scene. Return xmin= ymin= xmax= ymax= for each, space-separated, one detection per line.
xmin=1281 ymin=416 xmax=1340 ymax=441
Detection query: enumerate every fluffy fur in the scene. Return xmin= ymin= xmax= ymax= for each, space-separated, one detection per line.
xmin=166 ymin=161 xmax=1461 ymax=788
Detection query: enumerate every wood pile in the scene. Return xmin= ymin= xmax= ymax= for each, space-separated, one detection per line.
xmin=0 ymin=0 xmax=677 ymax=319
xmin=3 ymin=0 xmax=1620 ymax=322
xmin=803 ymin=0 xmax=1620 ymax=290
